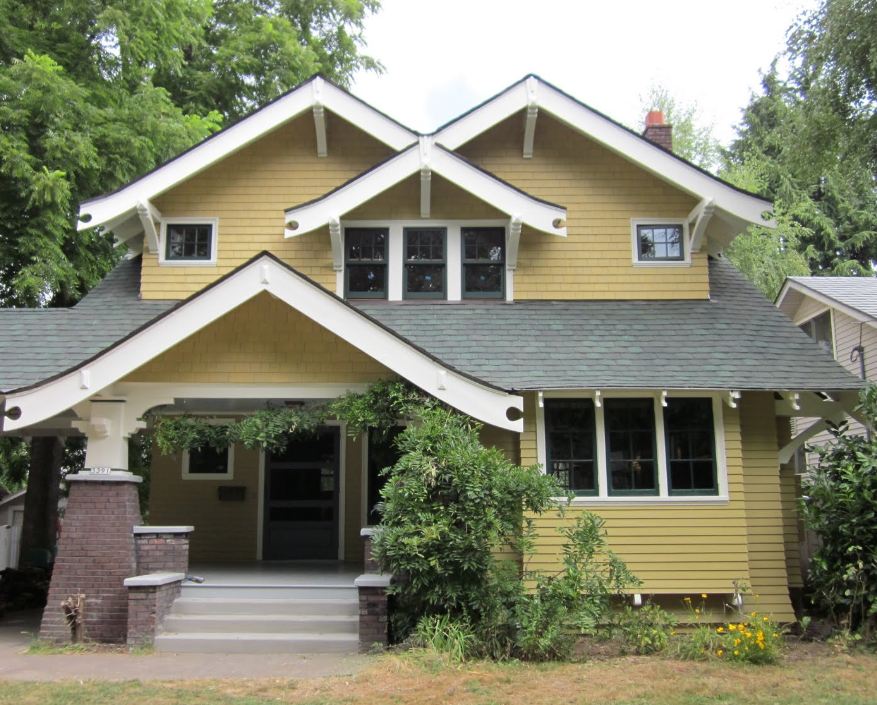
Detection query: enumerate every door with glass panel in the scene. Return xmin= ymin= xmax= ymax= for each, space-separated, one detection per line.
xmin=263 ymin=428 xmax=339 ymax=560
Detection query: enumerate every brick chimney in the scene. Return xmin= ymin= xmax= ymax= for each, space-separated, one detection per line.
xmin=643 ymin=110 xmax=672 ymax=152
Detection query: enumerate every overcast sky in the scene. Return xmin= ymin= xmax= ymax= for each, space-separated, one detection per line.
xmin=351 ymin=0 xmax=817 ymax=146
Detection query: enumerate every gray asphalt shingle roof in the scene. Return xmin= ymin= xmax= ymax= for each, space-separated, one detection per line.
xmin=0 ymin=254 xmax=861 ymax=394
xmin=0 ymin=258 xmax=174 ymax=392
xmin=786 ymin=276 xmax=877 ymax=321
xmin=357 ymin=258 xmax=862 ymax=391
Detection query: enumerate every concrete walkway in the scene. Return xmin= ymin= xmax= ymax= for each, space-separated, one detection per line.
xmin=0 ymin=609 xmax=367 ymax=682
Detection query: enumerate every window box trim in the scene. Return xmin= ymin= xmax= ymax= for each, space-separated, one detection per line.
xmin=536 ymin=391 xmax=728 ymax=502
xmin=159 ymin=217 xmax=219 ymax=267
xmin=630 ymin=219 xmax=690 ymax=267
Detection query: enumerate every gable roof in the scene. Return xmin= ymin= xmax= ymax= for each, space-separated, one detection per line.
xmin=0 ymin=256 xmax=860 ymax=415
xmin=77 ymin=75 xmax=418 ymax=230
xmin=777 ymin=276 xmax=877 ymax=325
xmin=431 ymin=75 xmax=773 ymax=236
xmin=0 ymin=253 xmax=524 ymax=434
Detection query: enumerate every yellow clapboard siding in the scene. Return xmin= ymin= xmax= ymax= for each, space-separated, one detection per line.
xmin=457 ymin=113 xmax=708 ymax=300
xmin=123 ymin=292 xmax=390 ymax=384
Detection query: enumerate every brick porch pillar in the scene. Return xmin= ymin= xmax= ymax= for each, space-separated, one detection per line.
xmin=356 ymin=527 xmax=391 ymax=650
xmin=39 ymin=472 xmax=142 ymax=644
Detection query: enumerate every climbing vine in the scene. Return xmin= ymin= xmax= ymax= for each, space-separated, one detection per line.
xmin=149 ymin=380 xmax=427 ymax=454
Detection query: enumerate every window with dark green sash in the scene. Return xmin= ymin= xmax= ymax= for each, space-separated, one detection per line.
xmin=165 ymin=223 xmax=213 ymax=261
xmin=404 ymin=227 xmax=446 ymax=298
xmin=664 ymin=398 xmax=717 ymax=495
xmin=462 ymin=227 xmax=505 ymax=298
xmin=544 ymin=399 xmax=597 ymax=495
xmin=604 ymin=398 xmax=657 ymax=495
xmin=345 ymin=228 xmax=387 ymax=298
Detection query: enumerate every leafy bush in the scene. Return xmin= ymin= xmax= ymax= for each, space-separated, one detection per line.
xmin=802 ymin=386 xmax=877 ymax=641
xmin=613 ymin=603 xmax=676 ymax=655
xmin=372 ymin=402 xmax=640 ymax=660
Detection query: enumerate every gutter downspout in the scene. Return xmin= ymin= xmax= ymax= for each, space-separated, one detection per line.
xmin=850 ymin=322 xmax=870 ymax=441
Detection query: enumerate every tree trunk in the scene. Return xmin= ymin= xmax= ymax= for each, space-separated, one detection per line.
xmin=19 ymin=436 xmax=64 ymax=567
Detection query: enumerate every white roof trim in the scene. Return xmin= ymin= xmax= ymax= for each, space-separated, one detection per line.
xmin=433 ymin=76 xmax=773 ymax=227
xmin=284 ymin=140 xmax=567 ymax=237
xmin=776 ymin=279 xmax=877 ymax=327
xmin=77 ymin=77 xmax=417 ymax=231
xmin=1 ymin=255 xmax=523 ymax=433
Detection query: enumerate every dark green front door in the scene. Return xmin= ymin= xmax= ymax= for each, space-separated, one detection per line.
xmin=263 ymin=428 xmax=339 ymax=560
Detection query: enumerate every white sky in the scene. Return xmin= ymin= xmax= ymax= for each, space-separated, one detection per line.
xmin=351 ymin=0 xmax=817 ymax=146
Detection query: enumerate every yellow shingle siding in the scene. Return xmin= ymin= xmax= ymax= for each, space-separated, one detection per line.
xmin=142 ymin=112 xmax=394 ymax=299
xmin=458 ymin=113 xmax=708 ymax=299
xmin=123 ymin=292 xmax=390 ymax=384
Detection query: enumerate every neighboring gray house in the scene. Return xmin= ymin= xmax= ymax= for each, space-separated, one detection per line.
xmin=776 ymin=276 xmax=877 ymax=452
xmin=0 ymin=489 xmax=25 ymax=570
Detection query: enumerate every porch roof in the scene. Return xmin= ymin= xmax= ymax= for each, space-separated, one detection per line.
xmin=0 ymin=255 xmax=861 ymax=398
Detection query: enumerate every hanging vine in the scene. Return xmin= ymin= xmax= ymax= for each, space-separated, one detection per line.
xmin=149 ymin=380 xmax=428 ymax=455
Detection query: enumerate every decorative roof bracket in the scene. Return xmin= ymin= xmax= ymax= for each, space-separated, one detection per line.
xmin=419 ymin=136 xmax=432 ymax=218
xmin=523 ymin=77 xmax=539 ymax=159
xmin=688 ymin=197 xmax=716 ymax=253
xmin=312 ymin=77 xmax=328 ymax=158
xmin=136 ymin=199 xmax=161 ymax=254
xmin=328 ymin=216 xmax=343 ymax=272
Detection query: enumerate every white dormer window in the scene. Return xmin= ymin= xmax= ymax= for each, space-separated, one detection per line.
xmin=159 ymin=217 xmax=219 ymax=266
xmin=631 ymin=219 xmax=689 ymax=266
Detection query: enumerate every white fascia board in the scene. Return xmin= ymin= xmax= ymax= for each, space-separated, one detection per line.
xmin=78 ymin=78 xmax=417 ymax=231
xmin=285 ymin=146 xmax=567 ymax=237
xmin=777 ymin=280 xmax=877 ymax=327
xmin=434 ymin=78 xmax=773 ymax=228
xmin=3 ymin=256 xmax=522 ymax=433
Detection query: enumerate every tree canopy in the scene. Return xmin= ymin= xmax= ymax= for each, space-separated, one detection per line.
xmin=0 ymin=0 xmax=381 ymax=307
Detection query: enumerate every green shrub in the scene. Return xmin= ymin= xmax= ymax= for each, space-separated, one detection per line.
xmin=673 ymin=603 xmax=784 ymax=665
xmin=613 ymin=603 xmax=677 ymax=655
xmin=411 ymin=614 xmax=476 ymax=663
xmin=802 ymin=385 xmax=877 ymax=641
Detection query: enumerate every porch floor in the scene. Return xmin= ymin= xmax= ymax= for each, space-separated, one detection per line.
xmin=187 ymin=561 xmax=361 ymax=587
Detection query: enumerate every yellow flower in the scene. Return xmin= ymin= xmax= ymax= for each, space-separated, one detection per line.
xmin=701 ymin=593 xmax=708 ymax=599
xmin=729 ymin=624 xmax=737 ymax=632
xmin=716 ymin=649 xmax=724 ymax=656
xmin=762 ymin=616 xmax=769 ymax=622
xmin=716 ymin=627 xmax=724 ymax=633
xmin=734 ymin=638 xmax=741 ymax=646
xmin=695 ymin=608 xmax=700 ymax=615
xmin=759 ymin=643 xmax=765 ymax=650
xmin=683 ymin=596 xmax=692 ymax=602
xmin=734 ymin=650 xmax=740 ymax=656
xmin=751 ymin=611 xmax=757 ymax=617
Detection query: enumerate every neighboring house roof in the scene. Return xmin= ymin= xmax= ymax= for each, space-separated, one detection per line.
xmin=0 ymin=489 xmax=25 ymax=510
xmin=0 ymin=258 xmax=174 ymax=391
xmin=777 ymin=276 xmax=877 ymax=325
xmin=0 ymin=255 xmax=860 ymax=402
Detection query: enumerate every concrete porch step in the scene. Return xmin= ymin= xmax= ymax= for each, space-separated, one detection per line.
xmin=181 ymin=584 xmax=358 ymax=600
xmin=154 ymin=632 xmax=359 ymax=654
xmin=171 ymin=596 xmax=359 ymax=616
xmin=162 ymin=613 xmax=358 ymax=634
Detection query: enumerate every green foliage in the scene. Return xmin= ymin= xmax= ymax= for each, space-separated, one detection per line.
xmin=328 ymin=380 xmax=425 ymax=438
xmin=515 ymin=513 xmax=641 ymax=661
xmin=639 ymin=86 xmax=723 ymax=173
xmin=612 ymin=603 xmax=677 ymax=655
xmin=0 ymin=437 xmax=29 ymax=492
xmin=802 ymin=386 xmax=877 ymax=640
xmin=411 ymin=614 xmax=476 ymax=663
xmin=724 ymin=223 xmax=812 ymax=300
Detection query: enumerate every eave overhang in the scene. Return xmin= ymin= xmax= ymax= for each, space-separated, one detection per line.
xmin=0 ymin=254 xmax=523 ymax=433
xmin=284 ymin=139 xmax=567 ymax=238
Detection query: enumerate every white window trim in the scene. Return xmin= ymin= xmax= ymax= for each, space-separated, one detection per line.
xmin=536 ymin=390 xmax=729 ymax=505
xmin=630 ymin=219 xmax=691 ymax=267
xmin=182 ymin=444 xmax=235 ymax=480
xmin=159 ymin=217 xmax=220 ymax=267
xmin=341 ymin=219 xmax=511 ymax=302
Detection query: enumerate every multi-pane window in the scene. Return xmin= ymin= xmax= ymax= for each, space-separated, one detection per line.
xmin=165 ymin=223 xmax=213 ymax=261
xmin=636 ymin=224 xmax=684 ymax=262
xmin=404 ymin=227 xmax=446 ymax=298
xmin=345 ymin=228 xmax=388 ymax=298
xmin=664 ymin=398 xmax=717 ymax=494
xmin=462 ymin=227 xmax=505 ymax=298
xmin=604 ymin=398 xmax=658 ymax=494
xmin=544 ymin=399 xmax=597 ymax=495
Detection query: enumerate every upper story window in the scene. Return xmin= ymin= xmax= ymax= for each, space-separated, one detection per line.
xmin=404 ymin=227 xmax=446 ymax=299
xmin=345 ymin=228 xmax=388 ymax=299
xmin=462 ymin=227 xmax=505 ymax=298
xmin=799 ymin=311 xmax=833 ymax=355
xmin=631 ymin=220 xmax=687 ymax=265
xmin=160 ymin=218 xmax=219 ymax=266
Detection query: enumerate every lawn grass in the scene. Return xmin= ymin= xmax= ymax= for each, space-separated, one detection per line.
xmin=0 ymin=646 xmax=875 ymax=705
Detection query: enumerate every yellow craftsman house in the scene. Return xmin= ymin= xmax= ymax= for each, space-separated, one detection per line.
xmin=0 ymin=75 xmax=862 ymax=651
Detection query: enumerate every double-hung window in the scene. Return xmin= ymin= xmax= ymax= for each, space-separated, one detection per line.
xmin=462 ymin=227 xmax=505 ymax=298
xmin=544 ymin=399 xmax=597 ymax=495
xmin=604 ymin=398 xmax=658 ymax=495
xmin=664 ymin=397 xmax=717 ymax=495
xmin=404 ymin=227 xmax=446 ymax=299
xmin=345 ymin=228 xmax=388 ymax=298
